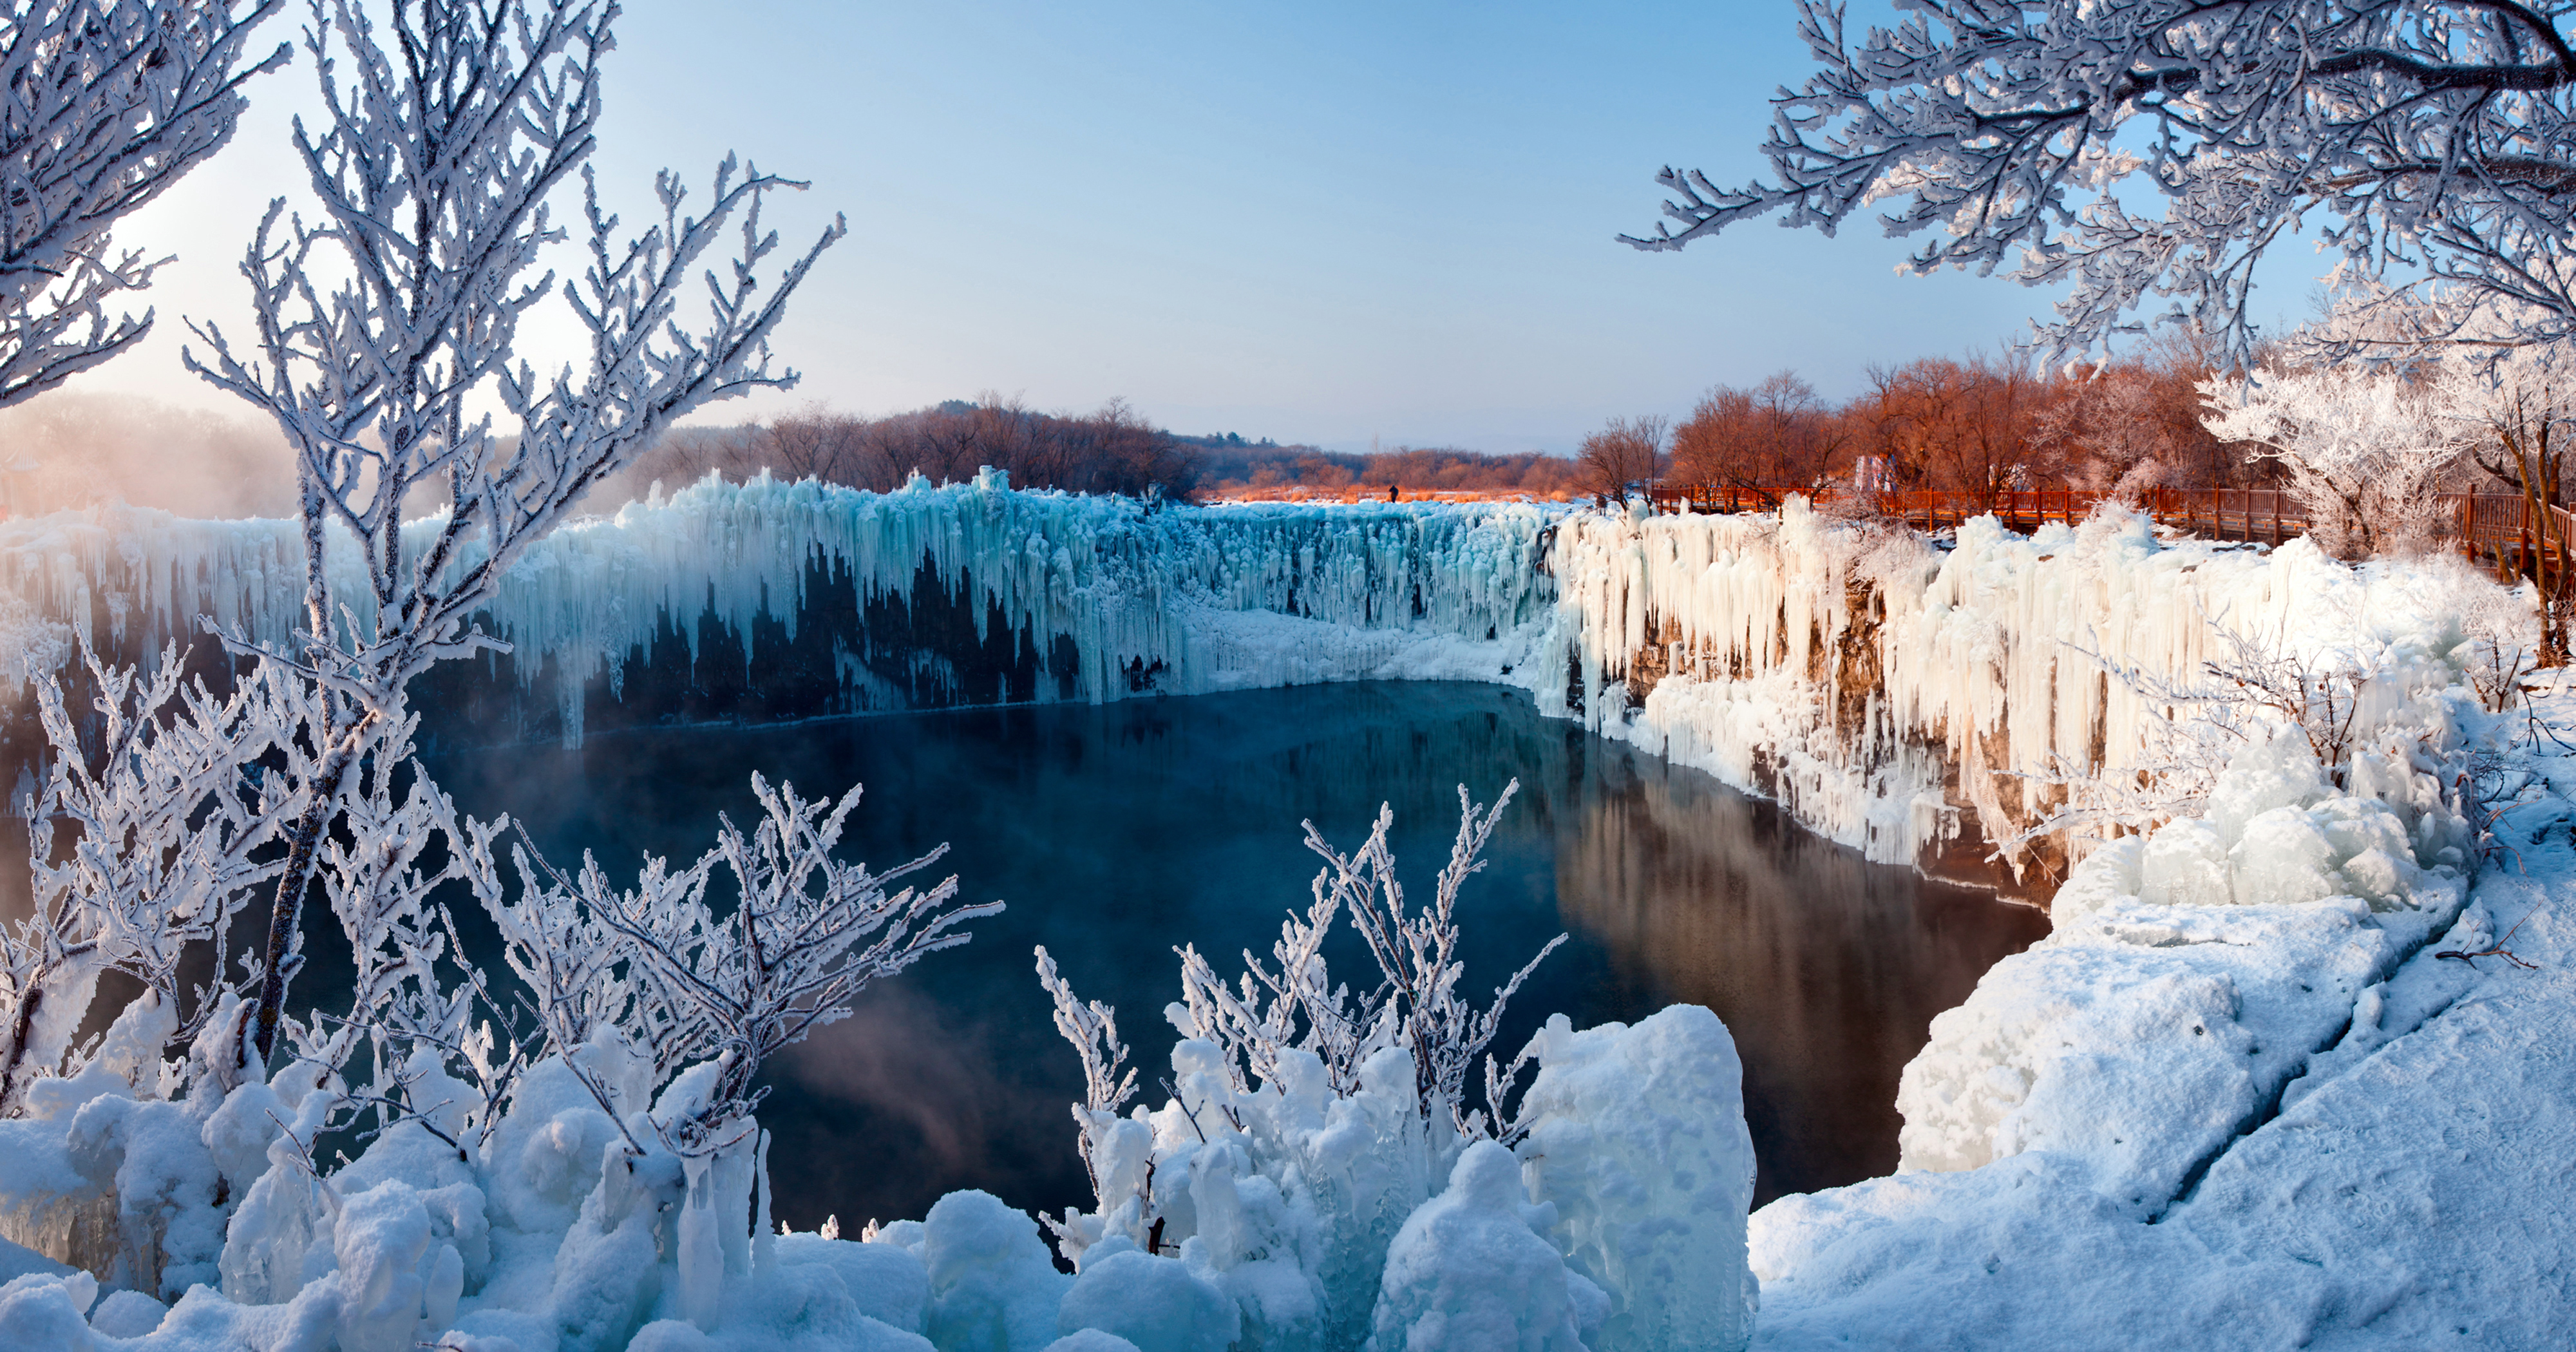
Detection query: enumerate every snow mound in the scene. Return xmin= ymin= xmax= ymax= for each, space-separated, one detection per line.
xmin=1895 ymin=734 xmax=2469 ymax=1206
xmin=1366 ymin=1140 xmax=1596 ymax=1352
xmin=1514 ymin=1005 xmax=1755 ymax=1352
xmin=921 ymin=1190 xmax=1071 ymax=1352
xmin=1056 ymin=1247 xmax=1236 ymax=1352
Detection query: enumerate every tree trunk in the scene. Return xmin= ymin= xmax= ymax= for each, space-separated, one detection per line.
xmin=0 ymin=978 xmax=48 ymax=1116
xmin=251 ymin=738 xmax=361 ymax=1062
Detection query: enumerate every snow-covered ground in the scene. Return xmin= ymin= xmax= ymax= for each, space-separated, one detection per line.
xmin=1751 ymin=718 xmax=2576 ymax=1347
xmin=0 ymin=486 xmax=2565 ymax=1347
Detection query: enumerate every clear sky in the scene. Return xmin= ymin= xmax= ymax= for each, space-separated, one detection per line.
xmin=74 ymin=0 xmax=2318 ymax=455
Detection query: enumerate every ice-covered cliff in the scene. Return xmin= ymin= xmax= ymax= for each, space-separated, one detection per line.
xmin=1544 ymin=500 xmax=2490 ymax=882
xmin=0 ymin=472 xmax=1557 ymax=745
xmin=0 ymin=479 xmax=2492 ymax=890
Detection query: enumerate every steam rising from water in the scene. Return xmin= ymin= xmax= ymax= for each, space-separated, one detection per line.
xmin=0 ymin=392 xmax=297 ymax=519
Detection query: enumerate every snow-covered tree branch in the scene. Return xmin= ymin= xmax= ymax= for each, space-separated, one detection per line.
xmin=0 ymin=645 xmax=305 ymax=1114
xmin=176 ymin=0 xmax=845 ymax=1058
xmin=1314 ymin=782 xmax=1566 ymax=1137
xmin=513 ymin=775 xmax=997 ymax=1156
xmin=1090 ymin=781 xmax=1566 ymax=1161
xmin=1631 ymin=0 xmax=2576 ymax=356
xmin=0 ymin=0 xmax=287 ymax=406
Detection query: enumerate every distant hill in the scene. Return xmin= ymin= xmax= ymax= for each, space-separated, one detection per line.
xmin=1193 ymin=441 xmax=1583 ymax=495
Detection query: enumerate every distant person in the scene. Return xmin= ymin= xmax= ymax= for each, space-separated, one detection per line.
xmin=1388 ymin=482 xmax=1399 ymax=502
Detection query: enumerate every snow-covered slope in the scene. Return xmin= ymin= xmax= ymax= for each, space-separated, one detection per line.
xmin=1747 ymin=711 xmax=2575 ymax=1348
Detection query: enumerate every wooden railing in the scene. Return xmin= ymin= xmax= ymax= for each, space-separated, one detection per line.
xmin=1645 ymin=484 xmax=2576 ymax=576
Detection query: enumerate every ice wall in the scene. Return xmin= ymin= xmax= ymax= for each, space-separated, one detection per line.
xmin=1540 ymin=500 xmax=2468 ymax=880
xmin=1 ymin=481 xmax=2465 ymax=889
xmin=0 ymin=472 xmax=1557 ymax=742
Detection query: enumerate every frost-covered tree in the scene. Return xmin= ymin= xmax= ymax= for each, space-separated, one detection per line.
xmin=0 ymin=1 xmax=285 ymax=405
xmin=1631 ymin=0 xmax=2576 ymax=356
xmin=2420 ymin=323 xmax=2576 ymax=660
xmin=180 ymin=0 xmax=845 ymax=1057
xmin=1578 ymin=414 xmax=1665 ymax=504
xmin=2201 ymin=364 xmax=2463 ymax=555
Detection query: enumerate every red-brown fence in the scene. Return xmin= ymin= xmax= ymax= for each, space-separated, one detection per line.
xmin=1646 ymin=484 xmax=2576 ymax=579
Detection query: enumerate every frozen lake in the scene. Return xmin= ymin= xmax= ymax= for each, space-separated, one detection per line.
xmin=422 ymin=680 xmax=2047 ymax=1231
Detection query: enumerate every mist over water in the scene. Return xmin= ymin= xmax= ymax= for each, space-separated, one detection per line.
xmin=421 ymin=681 xmax=2047 ymax=1230
xmin=0 ymin=393 xmax=296 ymax=519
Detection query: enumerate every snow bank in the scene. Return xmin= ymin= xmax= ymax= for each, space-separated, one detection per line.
xmin=1747 ymin=856 xmax=2576 ymax=1349
xmin=1513 ymin=1007 xmax=1756 ymax=1352
xmin=1738 ymin=659 xmax=2576 ymax=1347
xmin=1894 ymin=730 xmax=2471 ymax=1208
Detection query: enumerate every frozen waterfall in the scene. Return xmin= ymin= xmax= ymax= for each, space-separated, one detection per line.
xmin=0 ymin=478 xmax=2470 ymax=892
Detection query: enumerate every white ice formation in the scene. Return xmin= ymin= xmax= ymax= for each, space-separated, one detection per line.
xmin=0 ymin=471 xmax=1552 ymax=741
xmin=1038 ymin=1006 xmax=1751 ymax=1352
xmin=0 ymin=477 xmax=2489 ymax=886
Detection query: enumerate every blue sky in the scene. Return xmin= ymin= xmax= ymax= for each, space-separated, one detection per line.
xmin=88 ymin=0 xmax=2320 ymax=455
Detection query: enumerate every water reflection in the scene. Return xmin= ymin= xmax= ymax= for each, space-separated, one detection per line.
xmin=1542 ymin=751 xmax=2047 ymax=1199
xmin=408 ymin=681 xmax=2044 ymax=1225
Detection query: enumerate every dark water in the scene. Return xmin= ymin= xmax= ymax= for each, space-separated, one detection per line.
xmin=421 ymin=681 xmax=2046 ymax=1229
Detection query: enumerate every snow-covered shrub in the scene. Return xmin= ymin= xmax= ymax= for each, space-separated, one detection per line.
xmin=0 ymin=648 xmax=306 ymax=1118
xmin=1038 ymin=787 xmax=1758 ymax=1352
xmin=0 ymin=686 xmax=990 ymax=1349
xmin=1038 ymin=784 xmax=1564 ymax=1347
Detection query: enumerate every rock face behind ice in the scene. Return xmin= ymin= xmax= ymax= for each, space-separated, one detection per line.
xmin=1514 ymin=1004 xmax=1757 ymax=1352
